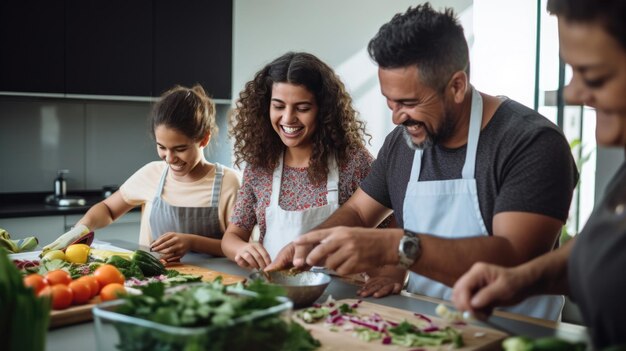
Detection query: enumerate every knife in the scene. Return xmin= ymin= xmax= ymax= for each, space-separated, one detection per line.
xmin=463 ymin=311 xmax=516 ymax=335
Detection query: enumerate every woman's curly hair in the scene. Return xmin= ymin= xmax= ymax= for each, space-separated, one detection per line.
xmin=229 ymin=52 xmax=370 ymax=185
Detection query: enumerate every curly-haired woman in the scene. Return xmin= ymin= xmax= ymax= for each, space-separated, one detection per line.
xmin=221 ymin=52 xmax=375 ymax=270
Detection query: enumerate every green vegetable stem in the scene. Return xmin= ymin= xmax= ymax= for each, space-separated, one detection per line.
xmin=0 ymin=249 xmax=51 ymax=351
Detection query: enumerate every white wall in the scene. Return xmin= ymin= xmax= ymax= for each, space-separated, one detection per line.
xmin=232 ymin=0 xmax=471 ymax=155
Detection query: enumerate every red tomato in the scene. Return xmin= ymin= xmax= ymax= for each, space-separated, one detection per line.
xmin=23 ymin=274 xmax=48 ymax=295
xmin=49 ymin=284 xmax=73 ymax=310
xmin=93 ymin=264 xmax=125 ymax=288
xmin=99 ymin=283 xmax=126 ymax=301
xmin=77 ymin=275 xmax=100 ymax=297
xmin=45 ymin=269 xmax=72 ymax=286
xmin=68 ymin=280 xmax=91 ymax=305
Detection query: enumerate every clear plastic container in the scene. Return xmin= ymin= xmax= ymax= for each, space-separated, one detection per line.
xmin=93 ymin=286 xmax=293 ymax=351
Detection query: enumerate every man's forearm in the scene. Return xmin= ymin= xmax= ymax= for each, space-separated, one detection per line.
xmin=520 ymin=238 xmax=574 ymax=296
xmin=410 ymin=234 xmax=534 ymax=287
xmin=315 ymin=203 xmax=370 ymax=229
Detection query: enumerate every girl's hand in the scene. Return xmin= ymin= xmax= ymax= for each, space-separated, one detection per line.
xmin=234 ymin=243 xmax=271 ymax=269
xmin=151 ymin=232 xmax=192 ymax=262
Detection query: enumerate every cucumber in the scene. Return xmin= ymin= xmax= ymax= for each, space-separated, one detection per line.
xmin=502 ymin=336 xmax=586 ymax=351
xmin=106 ymin=255 xmax=131 ymax=269
xmin=532 ymin=337 xmax=586 ymax=351
xmin=131 ymin=250 xmax=166 ymax=277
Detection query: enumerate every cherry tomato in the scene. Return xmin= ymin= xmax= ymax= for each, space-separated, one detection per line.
xmin=45 ymin=269 xmax=72 ymax=286
xmin=38 ymin=285 xmax=52 ymax=299
xmin=77 ymin=275 xmax=100 ymax=297
xmin=23 ymin=274 xmax=48 ymax=295
xmin=93 ymin=264 xmax=125 ymax=288
xmin=99 ymin=283 xmax=126 ymax=301
xmin=68 ymin=280 xmax=91 ymax=305
xmin=49 ymin=284 xmax=73 ymax=310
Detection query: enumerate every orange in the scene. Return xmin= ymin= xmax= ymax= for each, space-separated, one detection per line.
xmin=99 ymin=283 xmax=126 ymax=301
xmin=23 ymin=274 xmax=48 ymax=295
xmin=93 ymin=264 xmax=125 ymax=288
xmin=68 ymin=280 xmax=92 ymax=305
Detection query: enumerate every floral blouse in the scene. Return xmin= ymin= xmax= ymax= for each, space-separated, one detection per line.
xmin=230 ymin=147 xmax=374 ymax=242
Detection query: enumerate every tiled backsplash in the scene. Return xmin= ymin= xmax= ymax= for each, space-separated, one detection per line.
xmin=0 ymin=97 xmax=233 ymax=193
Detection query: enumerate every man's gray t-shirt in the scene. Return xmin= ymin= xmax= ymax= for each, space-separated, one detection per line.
xmin=361 ymin=98 xmax=578 ymax=234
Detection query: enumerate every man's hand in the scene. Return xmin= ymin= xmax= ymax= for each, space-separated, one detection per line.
xmin=233 ymin=242 xmax=271 ymax=269
xmin=451 ymin=262 xmax=532 ymax=318
xmin=294 ymin=227 xmax=402 ymax=275
xmin=151 ymin=232 xmax=193 ymax=262
xmin=265 ymin=242 xmax=299 ymax=271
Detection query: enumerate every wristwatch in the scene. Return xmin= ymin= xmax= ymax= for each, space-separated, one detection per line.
xmin=397 ymin=229 xmax=421 ymax=269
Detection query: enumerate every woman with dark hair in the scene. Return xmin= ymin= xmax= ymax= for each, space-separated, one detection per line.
xmin=221 ymin=52 xmax=374 ymax=269
xmin=452 ymin=0 xmax=626 ymax=347
xmin=43 ymin=85 xmax=241 ymax=261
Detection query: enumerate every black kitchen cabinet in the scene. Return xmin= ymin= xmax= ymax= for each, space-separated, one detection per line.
xmin=65 ymin=1 xmax=153 ymax=96
xmin=0 ymin=1 xmax=65 ymax=93
xmin=154 ymin=0 xmax=232 ymax=99
xmin=0 ymin=1 xmax=232 ymax=100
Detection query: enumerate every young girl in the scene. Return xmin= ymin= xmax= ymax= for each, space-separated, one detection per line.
xmin=43 ymin=85 xmax=241 ymax=261
xmin=221 ymin=52 xmax=374 ymax=269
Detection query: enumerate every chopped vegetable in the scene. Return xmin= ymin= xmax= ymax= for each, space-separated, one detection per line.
xmin=435 ymin=303 xmax=464 ymax=322
xmin=297 ymin=306 xmax=331 ymax=323
xmin=295 ymin=299 xmax=464 ymax=348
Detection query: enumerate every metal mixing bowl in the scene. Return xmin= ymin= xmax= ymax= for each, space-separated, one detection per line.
xmin=249 ymin=270 xmax=331 ymax=308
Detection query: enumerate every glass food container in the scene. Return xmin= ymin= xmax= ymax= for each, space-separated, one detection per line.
xmin=93 ymin=285 xmax=293 ymax=351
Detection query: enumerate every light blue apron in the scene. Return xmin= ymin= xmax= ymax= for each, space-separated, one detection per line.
xmin=403 ymin=88 xmax=563 ymax=320
xmin=149 ymin=163 xmax=224 ymax=241
xmin=264 ymin=154 xmax=340 ymax=260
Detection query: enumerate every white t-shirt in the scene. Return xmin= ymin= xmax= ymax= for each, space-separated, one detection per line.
xmin=119 ymin=161 xmax=241 ymax=246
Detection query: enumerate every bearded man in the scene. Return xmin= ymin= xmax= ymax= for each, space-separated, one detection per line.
xmin=268 ymin=2 xmax=578 ymax=321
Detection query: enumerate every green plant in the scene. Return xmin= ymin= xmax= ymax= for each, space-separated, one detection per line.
xmin=560 ymin=138 xmax=594 ymax=246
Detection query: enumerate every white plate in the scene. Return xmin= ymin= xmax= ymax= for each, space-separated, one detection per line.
xmin=9 ymin=239 xmax=132 ymax=261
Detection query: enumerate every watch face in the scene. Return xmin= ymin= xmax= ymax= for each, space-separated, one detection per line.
xmin=402 ymin=239 xmax=418 ymax=258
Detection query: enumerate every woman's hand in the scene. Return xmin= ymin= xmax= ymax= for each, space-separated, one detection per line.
xmin=357 ymin=265 xmax=406 ymax=298
xmin=151 ymin=232 xmax=193 ymax=262
xmin=234 ymin=242 xmax=272 ymax=269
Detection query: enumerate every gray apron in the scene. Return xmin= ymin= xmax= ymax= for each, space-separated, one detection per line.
xmin=149 ymin=163 xmax=224 ymax=241
xmin=403 ymin=88 xmax=563 ymax=320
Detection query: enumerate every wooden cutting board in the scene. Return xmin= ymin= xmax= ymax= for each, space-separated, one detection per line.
xmin=293 ymin=299 xmax=508 ymax=351
xmin=165 ymin=263 xmax=246 ymax=286
xmin=50 ymin=296 xmax=101 ymax=329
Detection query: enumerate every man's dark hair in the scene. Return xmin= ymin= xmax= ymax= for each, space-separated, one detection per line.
xmin=367 ymin=2 xmax=469 ymax=91
xmin=547 ymin=0 xmax=626 ymax=50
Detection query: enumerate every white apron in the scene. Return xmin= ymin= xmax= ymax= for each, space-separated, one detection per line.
xmin=264 ymin=154 xmax=340 ymax=260
xmin=403 ymin=88 xmax=563 ymax=320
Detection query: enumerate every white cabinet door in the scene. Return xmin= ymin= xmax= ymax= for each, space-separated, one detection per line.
xmin=0 ymin=216 xmax=65 ymax=248
xmin=65 ymin=211 xmax=141 ymax=244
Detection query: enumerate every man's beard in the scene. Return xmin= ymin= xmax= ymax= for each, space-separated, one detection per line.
xmin=402 ymin=107 xmax=456 ymax=151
